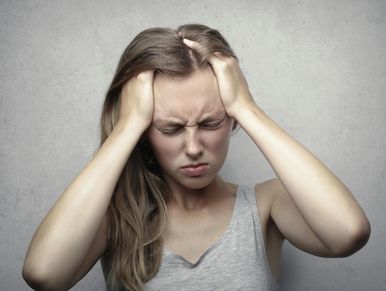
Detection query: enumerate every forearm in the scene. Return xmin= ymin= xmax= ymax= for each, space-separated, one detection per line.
xmin=236 ymin=103 xmax=370 ymax=246
xmin=24 ymin=119 xmax=145 ymax=279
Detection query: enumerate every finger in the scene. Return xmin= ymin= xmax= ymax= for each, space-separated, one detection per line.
xmin=182 ymin=38 xmax=228 ymax=71
xmin=207 ymin=52 xmax=227 ymax=64
xmin=137 ymin=70 xmax=155 ymax=81
xmin=182 ymin=38 xmax=205 ymax=53
xmin=213 ymin=51 xmax=228 ymax=60
xmin=183 ymin=38 xmax=231 ymax=58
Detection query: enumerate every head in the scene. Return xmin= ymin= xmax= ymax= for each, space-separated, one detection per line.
xmin=100 ymin=24 xmax=238 ymax=291
xmin=146 ymin=65 xmax=235 ymax=190
xmin=101 ymin=23 xmax=238 ymax=144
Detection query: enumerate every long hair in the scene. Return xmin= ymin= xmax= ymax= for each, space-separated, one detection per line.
xmin=100 ymin=24 xmax=237 ymax=291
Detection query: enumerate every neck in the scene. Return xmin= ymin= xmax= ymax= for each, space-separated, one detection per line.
xmin=165 ymin=176 xmax=229 ymax=211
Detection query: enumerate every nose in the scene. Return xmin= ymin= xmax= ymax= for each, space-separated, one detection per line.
xmin=184 ymin=127 xmax=204 ymax=159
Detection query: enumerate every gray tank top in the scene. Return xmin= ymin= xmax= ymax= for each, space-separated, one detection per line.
xmin=102 ymin=184 xmax=280 ymax=290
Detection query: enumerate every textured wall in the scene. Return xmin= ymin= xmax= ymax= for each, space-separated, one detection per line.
xmin=1 ymin=0 xmax=385 ymax=290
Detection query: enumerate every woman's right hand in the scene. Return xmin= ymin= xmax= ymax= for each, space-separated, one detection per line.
xmin=118 ymin=70 xmax=155 ymax=128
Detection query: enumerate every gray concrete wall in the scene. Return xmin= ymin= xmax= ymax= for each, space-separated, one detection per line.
xmin=1 ymin=0 xmax=385 ymax=290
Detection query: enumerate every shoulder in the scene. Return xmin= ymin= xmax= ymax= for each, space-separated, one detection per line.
xmin=252 ymin=179 xmax=285 ymax=281
xmin=234 ymin=179 xmax=281 ymax=218
xmin=252 ymin=179 xmax=286 ymax=240
xmin=253 ymin=178 xmax=283 ymax=217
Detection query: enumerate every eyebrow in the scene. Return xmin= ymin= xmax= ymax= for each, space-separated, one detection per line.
xmin=153 ymin=113 xmax=226 ymax=127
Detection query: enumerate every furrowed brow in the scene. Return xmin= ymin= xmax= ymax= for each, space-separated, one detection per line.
xmin=153 ymin=111 xmax=226 ymax=127
xmin=153 ymin=119 xmax=185 ymax=127
xmin=200 ymin=115 xmax=226 ymax=122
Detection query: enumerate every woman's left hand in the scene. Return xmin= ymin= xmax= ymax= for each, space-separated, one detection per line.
xmin=183 ymin=38 xmax=256 ymax=119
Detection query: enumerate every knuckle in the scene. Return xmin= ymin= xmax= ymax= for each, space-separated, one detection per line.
xmin=136 ymin=70 xmax=153 ymax=82
xmin=136 ymin=72 xmax=146 ymax=81
xmin=219 ymin=60 xmax=231 ymax=72
xmin=225 ymin=56 xmax=236 ymax=66
xmin=228 ymin=57 xmax=237 ymax=65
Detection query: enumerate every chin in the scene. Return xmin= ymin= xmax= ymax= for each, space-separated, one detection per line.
xmin=183 ymin=180 xmax=211 ymax=190
xmin=171 ymin=175 xmax=215 ymax=190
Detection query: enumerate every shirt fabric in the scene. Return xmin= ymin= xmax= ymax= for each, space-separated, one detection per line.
xmin=102 ymin=184 xmax=281 ymax=290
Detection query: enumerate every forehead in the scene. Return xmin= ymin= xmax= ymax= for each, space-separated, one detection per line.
xmin=153 ymin=66 xmax=224 ymax=121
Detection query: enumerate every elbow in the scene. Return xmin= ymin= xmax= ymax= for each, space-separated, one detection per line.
xmin=22 ymin=261 xmax=66 ymax=291
xmin=330 ymin=218 xmax=371 ymax=257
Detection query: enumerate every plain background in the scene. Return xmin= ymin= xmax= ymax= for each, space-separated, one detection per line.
xmin=1 ymin=0 xmax=385 ymax=290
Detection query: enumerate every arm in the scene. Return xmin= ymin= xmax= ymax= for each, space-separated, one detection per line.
xmin=242 ymin=108 xmax=371 ymax=256
xmin=22 ymin=71 xmax=155 ymax=291
xmin=183 ymin=38 xmax=371 ymax=256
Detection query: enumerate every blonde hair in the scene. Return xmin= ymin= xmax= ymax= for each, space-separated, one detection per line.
xmin=100 ymin=24 xmax=237 ymax=291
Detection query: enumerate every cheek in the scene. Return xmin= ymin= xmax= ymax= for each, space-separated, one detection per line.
xmin=147 ymin=132 xmax=180 ymax=162
xmin=201 ymin=124 xmax=232 ymax=152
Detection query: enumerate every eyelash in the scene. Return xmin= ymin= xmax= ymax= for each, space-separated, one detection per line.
xmin=160 ymin=122 xmax=224 ymax=135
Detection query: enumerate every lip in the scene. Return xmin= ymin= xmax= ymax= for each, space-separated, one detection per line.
xmin=180 ymin=163 xmax=208 ymax=177
xmin=181 ymin=163 xmax=208 ymax=168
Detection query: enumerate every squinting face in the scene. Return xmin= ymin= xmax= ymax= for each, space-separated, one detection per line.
xmin=146 ymin=65 xmax=234 ymax=190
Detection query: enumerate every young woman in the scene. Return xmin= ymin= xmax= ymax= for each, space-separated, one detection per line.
xmin=22 ymin=24 xmax=371 ymax=291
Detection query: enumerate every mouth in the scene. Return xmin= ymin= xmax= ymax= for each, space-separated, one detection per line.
xmin=180 ymin=163 xmax=209 ymax=177
xmin=181 ymin=163 xmax=207 ymax=168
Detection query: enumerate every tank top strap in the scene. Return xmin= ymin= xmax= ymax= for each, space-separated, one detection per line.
xmin=237 ymin=183 xmax=280 ymax=289
xmin=238 ymin=183 xmax=267 ymax=250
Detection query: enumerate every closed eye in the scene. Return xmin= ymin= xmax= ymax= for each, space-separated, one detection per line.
xmin=158 ymin=127 xmax=183 ymax=135
xmin=199 ymin=120 xmax=224 ymax=129
xmin=156 ymin=117 xmax=227 ymax=135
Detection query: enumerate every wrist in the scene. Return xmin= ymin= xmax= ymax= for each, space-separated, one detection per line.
xmin=115 ymin=116 xmax=149 ymax=137
xmin=228 ymin=97 xmax=263 ymax=121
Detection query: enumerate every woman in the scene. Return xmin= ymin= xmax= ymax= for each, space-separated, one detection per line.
xmin=22 ymin=24 xmax=371 ymax=291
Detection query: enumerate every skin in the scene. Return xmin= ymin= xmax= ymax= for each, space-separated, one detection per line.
xmin=146 ymin=66 xmax=236 ymax=210
xmin=145 ymin=67 xmax=242 ymax=266
xmin=22 ymin=71 xmax=159 ymax=289
xmin=175 ymin=38 xmax=371 ymax=278
xmin=22 ymin=37 xmax=371 ymax=290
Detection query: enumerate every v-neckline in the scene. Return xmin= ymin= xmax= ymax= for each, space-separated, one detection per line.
xmin=163 ymin=185 xmax=240 ymax=267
